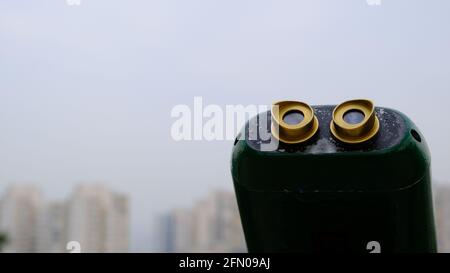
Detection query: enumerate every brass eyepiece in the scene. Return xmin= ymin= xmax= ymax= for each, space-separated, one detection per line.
xmin=271 ymin=101 xmax=319 ymax=144
xmin=330 ymin=99 xmax=380 ymax=144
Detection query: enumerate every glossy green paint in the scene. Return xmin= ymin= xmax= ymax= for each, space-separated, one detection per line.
xmin=231 ymin=109 xmax=436 ymax=253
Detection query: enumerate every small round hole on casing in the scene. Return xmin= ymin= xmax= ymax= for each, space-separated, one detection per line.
xmin=411 ymin=129 xmax=422 ymax=143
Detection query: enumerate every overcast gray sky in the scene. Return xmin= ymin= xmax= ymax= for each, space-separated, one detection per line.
xmin=1 ymin=0 xmax=449 ymax=251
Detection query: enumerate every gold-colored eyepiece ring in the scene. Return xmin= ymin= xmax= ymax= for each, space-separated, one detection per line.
xmin=330 ymin=99 xmax=380 ymax=144
xmin=271 ymin=101 xmax=319 ymax=144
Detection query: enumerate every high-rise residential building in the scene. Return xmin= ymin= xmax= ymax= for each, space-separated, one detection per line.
xmin=191 ymin=191 xmax=246 ymax=252
xmin=66 ymin=184 xmax=129 ymax=253
xmin=156 ymin=213 xmax=174 ymax=252
xmin=157 ymin=190 xmax=246 ymax=253
xmin=158 ymin=208 xmax=193 ymax=253
xmin=37 ymin=201 xmax=67 ymax=253
xmin=104 ymin=193 xmax=129 ymax=252
xmin=434 ymin=183 xmax=450 ymax=252
xmin=0 ymin=184 xmax=129 ymax=253
xmin=0 ymin=186 xmax=44 ymax=253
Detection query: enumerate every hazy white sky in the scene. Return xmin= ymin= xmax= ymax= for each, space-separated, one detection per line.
xmin=1 ymin=0 xmax=449 ymax=251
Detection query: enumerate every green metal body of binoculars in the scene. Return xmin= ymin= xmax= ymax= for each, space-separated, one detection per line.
xmin=231 ymin=101 xmax=436 ymax=253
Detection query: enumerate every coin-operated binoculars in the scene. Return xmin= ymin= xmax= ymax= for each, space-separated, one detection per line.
xmin=231 ymin=99 xmax=436 ymax=253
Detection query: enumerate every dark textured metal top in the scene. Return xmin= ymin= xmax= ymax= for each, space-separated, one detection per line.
xmin=243 ymin=106 xmax=406 ymax=153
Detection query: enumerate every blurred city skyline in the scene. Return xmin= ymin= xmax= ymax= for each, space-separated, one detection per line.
xmin=1 ymin=1 xmax=450 ymax=251
xmin=0 ymin=183 xmax=129 ymax=253
xmin=3 ymin=183 xmax=450 ymax=253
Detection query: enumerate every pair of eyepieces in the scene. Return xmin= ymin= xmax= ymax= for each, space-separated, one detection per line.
xmin=271 ymin=99 xmax=380 ymax=144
